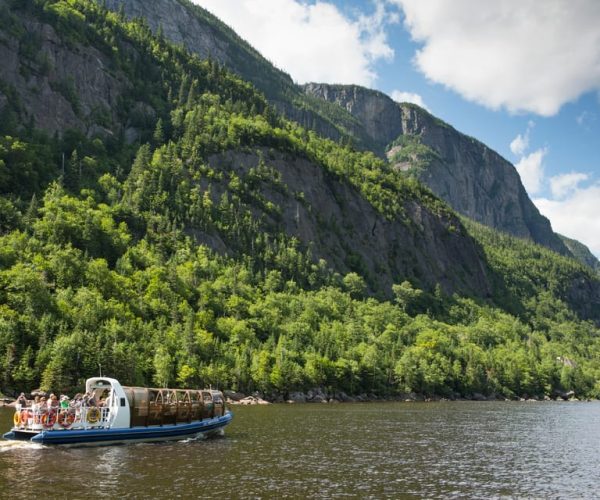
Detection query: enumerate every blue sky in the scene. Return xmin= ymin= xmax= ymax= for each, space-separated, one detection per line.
xmin=195 ymin=0 xmax=600 ymax=257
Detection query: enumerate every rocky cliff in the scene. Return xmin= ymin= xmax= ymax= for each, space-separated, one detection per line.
xmin=302 ymin=83 xmax=404 ymax=153
xmin=303 ymin=83 xmax=570 ymax=256
xmin=204 ymin=149 xmax=493 ymax=298
xmin=0 ymin=0 xmax=128 ymax=136
xmin=0 ymin=0 xmax=494 ymax=299
xmin=101 ymin=0 xmax=374 ymax=149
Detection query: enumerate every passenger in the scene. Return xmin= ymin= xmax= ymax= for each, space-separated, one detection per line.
xmin=71 ymin=393 xmax=83 ymax=408
xmin=31 ymin=395 xmax=41 ymax=410
xmin=60 ymin=395 xmax=70 ymax=409
xmin=48 ymin=394 xmax=59 ymax=409
xmin=39 ymin=397 xmax=47 ymax=418
xmin=81 ymin=392 xmax=90 ymax=407
xmin=16 ymin=393 xmax=27 ymax=407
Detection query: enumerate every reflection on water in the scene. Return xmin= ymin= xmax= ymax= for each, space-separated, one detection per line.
xmin=1 ymin=401 xmax=599 ymax=498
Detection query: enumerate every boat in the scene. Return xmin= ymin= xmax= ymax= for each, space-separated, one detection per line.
xmin=2 ymin=377 xmax=232 ymax=446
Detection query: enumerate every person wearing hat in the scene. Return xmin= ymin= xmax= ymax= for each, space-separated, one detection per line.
xmin=60 ymin=395 xmax=70 ymax=409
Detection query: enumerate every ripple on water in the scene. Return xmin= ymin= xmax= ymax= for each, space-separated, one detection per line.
xmin=1 ymin=402 xmax=599 ymax=498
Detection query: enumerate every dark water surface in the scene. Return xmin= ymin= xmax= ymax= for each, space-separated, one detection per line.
xmin=1 ymin=401 xmax=599 ymax=498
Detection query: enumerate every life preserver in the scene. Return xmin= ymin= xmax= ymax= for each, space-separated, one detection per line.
xmin=42 ymin=410 xmax=57 ymax=428
xmin=13 ymin=411 xmax=20 ymax=426
xmin=87 ymin=407 xmax=101 ymax=424
xmin=57 ymin=409 xmax=76 ymax=428
xmin=20 ymin=409 xmax=31 ymax=427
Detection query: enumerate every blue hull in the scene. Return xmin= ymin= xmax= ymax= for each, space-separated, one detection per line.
xmin=3 ymin=412 xmax=232 ymax=446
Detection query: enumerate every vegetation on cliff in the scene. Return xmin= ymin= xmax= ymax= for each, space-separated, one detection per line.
xmin=1 ymin=0 xmax=599 ymax=399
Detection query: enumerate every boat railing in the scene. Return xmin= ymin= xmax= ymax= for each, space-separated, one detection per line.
xmin=13 ymin=405 xmax=113 ymax=431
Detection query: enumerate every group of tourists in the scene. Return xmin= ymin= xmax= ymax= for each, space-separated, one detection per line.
xmin=14 ymin=390 xmax=111 ymax=429
xmin=16 ymin=390 xmax=109 ymax=410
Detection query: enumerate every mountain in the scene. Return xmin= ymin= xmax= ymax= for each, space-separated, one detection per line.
xmin=102 ymin=1 xmax=574 ymax=262
xmin=0 ymin=0 xmax=493 ymax=299
xmin=101 ymin=0 xmax=375 ymax=150
xmin=0 ymin=0 xmax=599 ymax=400
xmin=302 ymin=83 xmax=571 ymax=257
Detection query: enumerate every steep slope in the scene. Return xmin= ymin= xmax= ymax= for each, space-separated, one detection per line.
xmin=98 ymin=0 xmax=583 ymax=268
xmin=0 ymin=0 xmax=128 ymax=136
xmin=199 ymin=149 xmax=493 ymax=297
xmin=1 ymin=0 xmax=600 ymax=400
xmin=302 ymin=83 xmax=404 ymax=153
xmin=464 ymin=219 xmax=600 ymax=322
xmin=101 ymin=0 xmax=374 ymax=149
xmin=559 ymin=235 xmax=600 ymax=274
xmin=0 ymin=0 xmax=492 ymax=299
xmin=303 ymin=83 xmax=570 ymax=256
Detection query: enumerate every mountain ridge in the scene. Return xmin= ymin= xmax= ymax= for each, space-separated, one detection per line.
xmin=100 ymin=0 xmax=592 ymax=270
xmin=102 ymin=0 xmax=376 ymax=151
xmin=0 ymin=0 xmax=599 ymax=400
xmin=302 ymin=82 xmax=572 ymax=257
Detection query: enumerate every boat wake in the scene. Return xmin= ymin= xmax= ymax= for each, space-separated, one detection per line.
xmin=0 ymin=440 xmax=44 ymax=453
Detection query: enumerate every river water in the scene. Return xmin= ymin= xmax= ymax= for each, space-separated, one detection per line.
xmin=1 ymin=401 xmax=599 ymax=498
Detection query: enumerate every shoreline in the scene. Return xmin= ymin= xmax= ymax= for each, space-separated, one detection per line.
xmin=228 ymin=397 xmax=595 ymax=406
xmin=226 ymin=390 xmax=594 ymax=406
xmin=2 ymin=392 xmax=592 ymax=408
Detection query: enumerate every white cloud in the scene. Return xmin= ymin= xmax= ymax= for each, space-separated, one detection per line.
xmin=535 ymin=182 xmax=600 ymax=258
xmin=515 ymin=148 xmax=546 ymax=195
xmin=194 ymin=0 xmax=396 ymax=86
xmin=390 ymin=90 xmax=430 ymax=111
xmin=510 ymin=133 xmax=529 ymax=157
xmin=510 ymin=121 xmax=535 ymax=156
xmin=508 ymin=124 xmax=599 ymax=258
xmin=393 ymin=0 xmax=600 ymax=116
xmin=549 ymin=172 xmax=589 ymax=199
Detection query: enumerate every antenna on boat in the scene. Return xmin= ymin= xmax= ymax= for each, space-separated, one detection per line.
xmin=98 ymin=363 xmax=103 ymax=377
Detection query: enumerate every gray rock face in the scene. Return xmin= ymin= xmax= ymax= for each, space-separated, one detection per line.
xmin=303 ymin=83 xmax=403 ymax=150
xmin=207 ymin=149 xmax=493 ymax=297
xmin=104 ymin=0 xmax=232 ymax=66
xmin=397 ymin=104 xmax=569 ymax=254
xmin=303 ymin=83 xmax=570 ymax=255
xmin=0 ymin=5 xmax=127 ymax=135
xmin=102 ymin=0 xmax=373 ymax=148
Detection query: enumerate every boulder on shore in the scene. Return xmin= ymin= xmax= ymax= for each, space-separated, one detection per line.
xmin=223 ymin=390 xmax=246 ymax=402
xmin=235 ymin=396 xmax=270 ymax=405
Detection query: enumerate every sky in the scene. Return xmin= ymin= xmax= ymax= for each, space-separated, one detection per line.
xmin=194 ymin=0 xmax=600 ymax=257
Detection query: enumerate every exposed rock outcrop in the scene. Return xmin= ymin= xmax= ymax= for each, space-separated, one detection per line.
xmin=302 ymin=83 xmax=404 ymax=151
xmin=0 ymin=3 xmax=128 ymax=136
xmin=303 ymin=83 xmax=570 ymax=256
xmin=206 ymin=149 xmax=493 ymax=297
xmin=102 ymin=0 xmax=373 ymax=148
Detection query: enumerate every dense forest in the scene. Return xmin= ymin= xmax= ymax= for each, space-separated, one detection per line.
xmin=1 ymin=0 xmax=599 ymax=400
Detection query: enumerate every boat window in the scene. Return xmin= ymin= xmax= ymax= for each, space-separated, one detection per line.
xmin=148 ymin=390 xmax=159 ymax=404
xmin=165 ymin=390 xmax=177 ymax=404
xmin=120 ymin=397 xmax=126 ymax=407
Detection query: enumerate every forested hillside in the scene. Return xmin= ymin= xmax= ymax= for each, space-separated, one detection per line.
xmin=0 ymin=0 xmax=599 ymax=400
xmin=101 ymin=0 xmax=376 ymax=151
